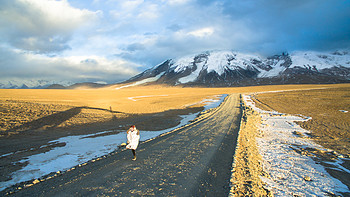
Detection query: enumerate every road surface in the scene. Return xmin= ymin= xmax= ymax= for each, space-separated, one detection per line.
xmin=11 ymin=94 xmax=241 ymax=196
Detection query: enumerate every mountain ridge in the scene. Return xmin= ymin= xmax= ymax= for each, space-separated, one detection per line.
xmin=2 ymin=50 xmax=349 ymax=89
xmin=123 ymin=50 xmax=350 ymax=87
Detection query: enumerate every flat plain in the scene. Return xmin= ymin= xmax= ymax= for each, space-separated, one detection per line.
xmin=1 ymin=84 xmax=347 ymax=136
xmin=253 ymin=86 xmax=350 ymax=157
xmin=0 ymin=83 xmax=349 ymax=195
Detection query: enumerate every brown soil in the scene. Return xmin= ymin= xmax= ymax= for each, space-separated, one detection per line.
xmin=0 ymin=99 xmax=125 ymax=135
xmin=2 ymin=84 xmax=346 ymax=138
xmin=1 ymin=95 xmax=241 ymax=196
xmin=229 ymin=99 xmax=272 ymax=197
xmin=253 ymin=87 xmax=350 ymax=157
xmin=252 ymin=87 xmax=350 ymax=193
xmin=0 ymin=84 xmax=349 ymax=194
xmin=0 ymin=103 xmax=203 ymax=184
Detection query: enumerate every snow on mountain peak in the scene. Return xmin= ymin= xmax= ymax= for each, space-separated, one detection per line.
xmin=168 ymin=50 xmax=264 ymax=83
xmin=126 ymin=49 xmax=350 ymax=87
xmin=291 ymin=51 xmax=350 ymax=70
xmin=170 ymin=54 xmax=197 ymax=73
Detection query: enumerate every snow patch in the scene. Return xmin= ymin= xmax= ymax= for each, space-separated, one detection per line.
xmin=116 ymin=72 xmax=165 ymax=89
xmin=178 ymin=60 xmax=206 ymax=83
xmin=291 ymin=51 xmax=350 ymax=69
xmin=173 ymin=51 xmax=263 ymax=83
xmin=257 ymin=60 xmax=287 ymax=78
xmin=243 ymin=94 xmax=349 ymax=196
xmin=128 ymin=94 xmax=169 ymax=101
xmin=170 ymin=55 xmax=195 ymax=73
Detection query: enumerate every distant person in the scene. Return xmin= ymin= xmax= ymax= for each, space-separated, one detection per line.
xmin=126 ymin=125 xmax=140 ymax=161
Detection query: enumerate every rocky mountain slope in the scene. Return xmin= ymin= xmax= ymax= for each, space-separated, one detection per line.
xmin=124 ymin=50 xmax=350 ymax=87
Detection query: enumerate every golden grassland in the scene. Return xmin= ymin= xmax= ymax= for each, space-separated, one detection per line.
xmin=0 ymin=83 xmax=349 ymax=134
xmin=254 ymin=86 xmax=350 ymax=157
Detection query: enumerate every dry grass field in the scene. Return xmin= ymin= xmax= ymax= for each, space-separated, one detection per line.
xmin=0 ymin=83 xmax=349 ymax=194
xmin=230 ymin=102 xmax=271 ymax=197
xmin=0 ymin=84 xmax=348 ymax=136
xmin=253 ymin=86 xmax=350 ymax=157
xmin=252 ymin=85 xmax=350 ymax=194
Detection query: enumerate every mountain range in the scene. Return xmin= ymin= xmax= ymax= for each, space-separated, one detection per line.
xmin=1 ymin=50 xmax=349 ymax=89
xmin=123 ymin=50 xmax=350 ymax=87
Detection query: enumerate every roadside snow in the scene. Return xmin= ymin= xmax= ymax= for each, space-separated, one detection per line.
xmin=0 ymin=94 xmax=226 ymax=191
xmin=243 ymin=94 xmax=349 ymax=196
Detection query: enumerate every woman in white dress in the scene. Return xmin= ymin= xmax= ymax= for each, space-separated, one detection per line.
xmin=126 ymin=125 xmax=140 ymax=160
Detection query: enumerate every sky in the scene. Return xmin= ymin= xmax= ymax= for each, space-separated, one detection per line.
xmin=0 ymin=0 xmax=349 ymax=86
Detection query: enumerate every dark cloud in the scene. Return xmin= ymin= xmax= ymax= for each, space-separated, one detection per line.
xmin=126 ymin=43 xmax=146 ymax=52
xmin=1 ymin=0 xmax=349 ymax=85
xmin=216 ymin=0 xmax=350 ymax=54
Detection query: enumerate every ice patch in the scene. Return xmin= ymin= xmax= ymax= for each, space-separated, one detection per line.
xmin=0 ymin=94 xmax=226 ymax=191
xmin=183 ymin=94 xmax=227 ymax=110
xmin=243 ymin=94 xmax=349 ymax=196
xmin=200 ymin=94 xmax=227 ymax=110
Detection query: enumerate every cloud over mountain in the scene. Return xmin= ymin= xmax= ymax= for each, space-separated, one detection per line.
xmin=0 ymin=0 xmax=349 ymax=87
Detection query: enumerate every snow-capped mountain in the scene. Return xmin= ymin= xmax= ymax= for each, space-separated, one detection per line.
xmin=124 ymin=50 xmax=350 ymax=87
xmin=0 ymin=79 xmax=74 ymax=89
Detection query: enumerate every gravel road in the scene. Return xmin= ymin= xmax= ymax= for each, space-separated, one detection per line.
xmin=11 ymin=94 xmax=241 ymax=196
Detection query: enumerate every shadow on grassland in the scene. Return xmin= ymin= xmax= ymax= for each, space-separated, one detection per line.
xmin=4 ymin=107 xmax=123 ymax=134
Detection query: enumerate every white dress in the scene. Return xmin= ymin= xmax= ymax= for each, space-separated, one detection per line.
xmin=126 ymin=129 xmax=140 ymax=150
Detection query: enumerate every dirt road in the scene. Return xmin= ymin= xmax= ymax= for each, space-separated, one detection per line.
xmin=10 ymin=94 xmax=241 ymax=196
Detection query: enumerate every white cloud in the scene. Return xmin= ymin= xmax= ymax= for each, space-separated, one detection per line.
xmin=120 ymin=0 xmax=144 ymax=11
xmin=0 ymin=0 xmax=349 ymax=86
xmin=109 ymin=0 xmax=159 ymax=22
xmin=0 ymin=46 xmax=140 ymax=84
xmin=187 ymin=27 xmax=215 ymax=38
xmin=167 ymin=0 xmax=191 ymax=5
xmin=22 ymin=0 xmax=94 ymax=27
xmin=0 ymin=0 xmax=98 ymax=53
xmin=136 ymin=3 xmax=159 ymax=19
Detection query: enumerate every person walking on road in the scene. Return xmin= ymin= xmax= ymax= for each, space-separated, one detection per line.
xmin=126 ymin=125 xmax=140 ymax=160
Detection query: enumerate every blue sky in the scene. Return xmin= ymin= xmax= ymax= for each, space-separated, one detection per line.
xmin=0 ymin=0 xmax=349 ymax=85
